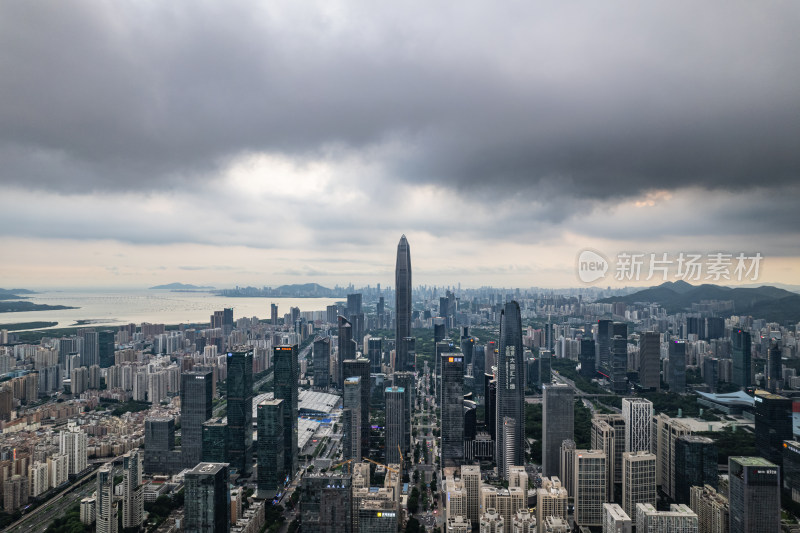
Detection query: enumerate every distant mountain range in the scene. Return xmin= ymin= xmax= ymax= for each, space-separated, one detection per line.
xmin=149 ymin=283 xmax=215 ymax=290
xmin=598 ymin=281 xmax=800 ymax=323
xmin=217 ymin=283 xmax=342 ymax=298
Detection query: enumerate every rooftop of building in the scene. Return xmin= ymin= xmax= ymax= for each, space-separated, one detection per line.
xmin=730 ymin=456 xmax=777 ymax=467
xmin=188 ymin=462 xmax=226 ymax=475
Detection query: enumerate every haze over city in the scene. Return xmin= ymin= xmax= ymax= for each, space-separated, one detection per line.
xmin=2 ymin=1 xmax=799 ymax=289
xmin=2 ymin=4 xmax=800 ymax=533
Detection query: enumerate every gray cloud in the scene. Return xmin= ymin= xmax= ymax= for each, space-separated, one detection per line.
xmin=1 ymin=0 xmax=799 ymax=203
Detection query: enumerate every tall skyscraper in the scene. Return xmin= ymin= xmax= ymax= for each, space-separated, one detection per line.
xmin=485 ymin=376 xmax=497 ymax=442
xmin=96 ymin=464 xmax=117 ymax=533
xmin=622 ymin=451 xmax=656 ymax=523
xmin=731 ymin=330 xmax=751 ymax=388
xmin=367 ymin=337 xmax=383 ymax=374
xmin=181 ymin=370 xmax=213 ymax=468
xmin=767 ymin=340 xmax=782 ymax=392
xmin=392 ymin=371 xmax=415 ymax=454
xmin=78 ymin=329 xmax=99 ymax=368
xmin=667 ymin=340 xmax=686 ymax=393
xmin=622 ymin=398 xmax=653 ymax=453
xmin=257 ymin=399 xmax=285 ymax=499
xmin=59 ymin=426 xmax=88 ymax=475
xmin=337 ymin=316 xmax=355 ymax=390
xmin=313 ymin=336 xmax=330 ymax=390
xmin=783 ymin=440 xmax=800 ymax=507
xmin=754 ymin=390 xmax=793 ymax=467
xmin=574 ymin=450 xmax=607 ymax=528
xmin=597 ymin=319 xmax=612 ymax=371
xmin=346 ymin=293 xmax=362 ymax=317
xmin=591 ymin=416 xmax=621 ymax=501
xmin=496 ymin=301 xmax=524 ymax=478
xmin=440 ymin=353 xmax=464 ymax=467
xmin=342 ymin=377 xmax=362 ymax=460
xmin=395 ymin=235 xmax=412 ymax=372
xmin=270 ymin=303 xmax=278 ymax=325
xmin=274 ymin=345 xmax=298 ymax=477
xmin=611 ymin=335 xmax=628 ymax=395
xmin=543 ymin=384 xmax=574 ymax=478
xmin=185 ymin=463 xmax=230 ymax=533
xmin=343 ymin=358 xmax=371 ymax=455
xmin=122 ymin=449 xmax=144 ymax=529
xmin=654 ymin=414 xmax=691 ymax=500
xmin=226 ymin=350 xmax=253 ymax=476
xmin=385 ymin=386 xmax=406 ymax=464
xmin=674 ymin=436 xmax=717 ymax=504
xmin=639 ymin=332 xmax=660 ymax=390
xmin=579 ymin=338 xmax=596 ymax=378
xmin=144 ymin=417 xmax=183 ymax=474
xmin=728 ymin=457 xmax=780 ymax=533
xmin=201 ymin=419 xmax=227 ymax=464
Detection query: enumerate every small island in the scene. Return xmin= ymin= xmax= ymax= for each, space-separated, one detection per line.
xmin=149 ymin=282 xmax=215 ymax=290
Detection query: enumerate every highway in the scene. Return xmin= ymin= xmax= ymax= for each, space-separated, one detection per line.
xmin=5 ymin=458 xmax=120 ymax=533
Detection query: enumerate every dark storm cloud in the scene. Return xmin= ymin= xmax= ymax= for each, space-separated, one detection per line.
xmin=1 ymin=1 xmax=799 ymax=201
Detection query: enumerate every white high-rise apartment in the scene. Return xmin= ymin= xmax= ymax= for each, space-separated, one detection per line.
xmin=622 ymin=398 xmax=653 ymax=453
xmin=574 ymin=450 xmax=607 ymax=528
xmin=122 ymin=449 xmax=144 ymax=529
xmin=462 ymin=465 xmax=482 ymax=525
xmin=622 ymin=451 xmax=656 ymax=522
xmin=536 ymin=477 xmax=568 ymax=533
xmin=59 ymin=426 xmax=87 ymax=475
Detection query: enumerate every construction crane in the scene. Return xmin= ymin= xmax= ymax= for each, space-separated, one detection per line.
xmin=398 ymin=445 xmax=404 ymax=464
xmin=361 ymin=456 xmax=399 ymax=474
xmin=331 ymin=458 xmax=354 ymax=473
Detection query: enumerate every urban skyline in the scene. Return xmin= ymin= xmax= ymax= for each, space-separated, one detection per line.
xmin=1 ymin=1 xmax=800 ymax=531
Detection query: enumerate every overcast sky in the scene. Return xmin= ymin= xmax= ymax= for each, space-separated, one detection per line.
xmin=1 ymin=1 xmax=799 ymax=289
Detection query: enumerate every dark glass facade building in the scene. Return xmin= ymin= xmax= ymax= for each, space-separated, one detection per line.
xmin=181 ymin=370 xmax=214 ymax=469
xmin=579 ymin=338 xmax=596 ymax=378
xmin=395 ymin=235 xmax=412 ymax=372
xmin=392 ymin=371 xmax=414 ymax=454
xmin=668 ymin=340 xmax=686 ymax=393
xmin=496 ymin=301 xmax=524 ymax=478
xmin=729 ymin=456 xmax=780 ymax=533
xmin=257 ymin=399 xmax=285 ymax=499
xmin=783 ymin=440 xmax=800 ymax=505
xmin=754 ymin=390 xmax=793 ymax=467
xmin=274 ymin=345 xmax=298 ymax=478
xmin=144 ymin=417 xmax=183 ymax=474
xmin=638 ymin=332 xmax=660 ymax=390
xmin=337 ymin=316 xmax=354 ymax=390
xmin=226 ymin=350 xmax=254 ymax=476
xmin=185 ymin=463 xmax=230 ymax=533
xmin=732 ymin=330 xmax=751 ymax=388
xmin=313 ymin=336 xmax=330 ymax=390
xmin=611 ymin=335 xmax=628 ymax=394
xmin=201 ymin=419 xmax=227 ymax=463
xmin=674 ymin=435 xmax=718 ymax=504
xmin=440 ymin=353 xmax=464 ymax=467
xmin=343 ymin=358 xmax=371 ymax=455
